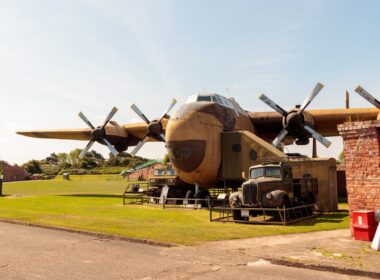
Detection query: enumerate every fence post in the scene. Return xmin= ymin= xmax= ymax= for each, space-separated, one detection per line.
xmin=163 ymin=195 xmax=166 ymax=209
xmin=0 ymin=175 xmax=3 ymax=196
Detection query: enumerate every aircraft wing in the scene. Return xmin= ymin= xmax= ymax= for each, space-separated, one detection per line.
xmin=249 ymin=107 xmax=380 ymax=140
xmin=16 ymin=119 xmax=170 ymax=142
xmin=17 ymin=128 xmax=93 ymax=140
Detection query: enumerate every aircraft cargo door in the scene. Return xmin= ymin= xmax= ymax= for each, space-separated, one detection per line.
xmin=221 ymin=131 xmax=287 ymax=181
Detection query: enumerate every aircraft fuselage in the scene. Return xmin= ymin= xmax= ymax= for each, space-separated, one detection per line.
xmin=165 ymin=93 xmax=254 ymax=187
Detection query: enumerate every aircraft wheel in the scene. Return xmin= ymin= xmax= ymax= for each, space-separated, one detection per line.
xmin=185 ymin=190 xmax=194 ymax=204
xmin=198 ymin=190 xmax=211 ymax=208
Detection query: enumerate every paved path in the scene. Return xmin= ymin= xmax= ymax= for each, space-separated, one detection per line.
xmin=0 ymin=222 xmax=371 ymax=279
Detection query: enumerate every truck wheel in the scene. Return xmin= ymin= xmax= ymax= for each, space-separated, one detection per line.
xmin=274 ymin=196 xmax=290 ymax=221
xmin=280 ymin=196 xmax=290 ymax=208
xmin=232 ymin=210 xmax=245 ymax=221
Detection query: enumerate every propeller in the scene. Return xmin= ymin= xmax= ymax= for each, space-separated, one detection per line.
xmin=259 ymin=82 xmax=331 ymax=149
xmin=130 ymin=98 xmax=177 ymax=156
xmin=354 ymin=86 xmax=380 ymax=109
xmin=78 ymin=107 xmax=119 ymax=159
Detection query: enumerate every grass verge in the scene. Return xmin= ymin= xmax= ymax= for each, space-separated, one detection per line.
xmin=0 ymin=177 xmax=349 ymax=245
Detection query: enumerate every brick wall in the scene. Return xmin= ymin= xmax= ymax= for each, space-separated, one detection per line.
xmin=338 ymin=120 xmax=380 ymax=215
xmin=0 ymin=164 xmax=29 ymax=182
xmin=127 ymin=163 xmax=164 ymax=181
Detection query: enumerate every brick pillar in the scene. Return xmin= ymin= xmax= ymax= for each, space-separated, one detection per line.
xmin=338 ymin=120 xmax=380 ymax=217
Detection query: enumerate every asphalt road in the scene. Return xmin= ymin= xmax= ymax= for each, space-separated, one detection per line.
xmin=0 ymin=222 xmax=368 ymax=279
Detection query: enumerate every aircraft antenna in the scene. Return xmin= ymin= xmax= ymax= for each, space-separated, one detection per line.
xmin=345 ymin=90 xmax=350 ymax=109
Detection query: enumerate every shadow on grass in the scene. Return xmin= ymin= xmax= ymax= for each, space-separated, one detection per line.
xmin=58 ymin=194 xmax=122 ymax=199
xmin=292 ymin=211 xmax=349 ymax=227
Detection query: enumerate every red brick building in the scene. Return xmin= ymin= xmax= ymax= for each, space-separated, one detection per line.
xmin=338 ymin=120 xmax=380 ymax=217
xmin=0 ymin=162 xmax=29 ymax=182
xmin=123 ymin=160 xmax=165 ymax=181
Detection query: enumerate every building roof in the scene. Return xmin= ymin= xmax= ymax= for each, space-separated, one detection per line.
xmin=125 ymin=160 xmax=161 ymax=173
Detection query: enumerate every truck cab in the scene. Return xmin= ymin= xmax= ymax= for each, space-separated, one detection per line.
xmin=147 ymin=167 xmax=190 ymax=198
xmin=149 ymin=168 xmax=177 ymax=187
xmin=229 ymin=161 xmax=317 ymax=210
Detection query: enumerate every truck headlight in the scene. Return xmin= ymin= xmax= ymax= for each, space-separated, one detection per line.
xmin=266 ymin=193 xmax=273 ymax=200
xmin=150 ymin=179 xmax=156 ymax=183
xmin=232 ymin=195 xmax=239 ymax=202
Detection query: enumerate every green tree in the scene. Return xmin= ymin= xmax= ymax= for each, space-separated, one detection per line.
xmin=162 ymin=154 xmax=170 ymax=165
xmin=46 ymin=153 xmax=59 ymax=165
xmin=69 ymin=149 xmax=82 ymax=168
xmin=22 ymin=160 xmax=42 ymax=174
xmin=57 ymin=153 xmax=71 ymax=169
xmin=338 ymin=151 xmax=344 ymax=164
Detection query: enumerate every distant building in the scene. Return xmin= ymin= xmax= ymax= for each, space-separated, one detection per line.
xmin=0 ymin=162 xmax=29 ymax=182
xmin=122 ymin=160 xmax=164 ymax=181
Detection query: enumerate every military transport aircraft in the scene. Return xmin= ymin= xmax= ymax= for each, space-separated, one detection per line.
xmin=18 ymin=83 xmax=380 ymax=195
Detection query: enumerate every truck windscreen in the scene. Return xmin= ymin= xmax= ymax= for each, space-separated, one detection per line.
xmin=250 ymin=167 xmax=281 ymax=179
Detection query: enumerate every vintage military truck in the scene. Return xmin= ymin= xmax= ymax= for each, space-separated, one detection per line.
xmin=147 ymin=167 xmax=188 ymax=198
xmin=229 ymin=161 xmax=318 ymax=220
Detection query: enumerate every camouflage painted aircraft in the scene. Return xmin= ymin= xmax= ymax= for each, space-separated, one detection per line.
xmin=18 ymin=83 xmax=380 ymax=192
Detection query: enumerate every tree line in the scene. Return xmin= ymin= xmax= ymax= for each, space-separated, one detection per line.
xmin=21 ymin=148 xmax=149 ymax=176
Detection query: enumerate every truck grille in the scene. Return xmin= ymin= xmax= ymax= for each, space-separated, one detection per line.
xmin=242 ymin=184 xmax=257 ymax=205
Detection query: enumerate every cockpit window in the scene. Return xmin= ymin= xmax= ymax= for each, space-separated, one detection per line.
xmin=197 ymin=95 xmax=212 ymax=102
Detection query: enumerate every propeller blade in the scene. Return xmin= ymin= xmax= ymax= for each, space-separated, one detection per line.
xmin=79 ymin=140 xmax=95 ymax=159
xmin=355 ymin=86 xmax=380 ymax=109
xmin=103 ymin=138 xmax=119 ymax=156
xmin=130 ymin=136 xmax=149 ymax=156
xmin=159 ymin=133 xmax=166 ymax=142
xmin=78 ymin=112 xmax=95 ymax=129
xmin=259 ymin=94 xmax=288 ymax=116
xmin=102 ymin=107 xmax=118 ymax=127
xmin=299 ymin=82 xmax=324 ymax=113
xmin=303 ymin=125 xmax=331 ymax=148
xmin=272 ymin=127 xmax=289 ymax=148
xmin=158 ymin=98 xmax=177 ymax=123
xmin=131 ymin=104 xmax=150 ymax=124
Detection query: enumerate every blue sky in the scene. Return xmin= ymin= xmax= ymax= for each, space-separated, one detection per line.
xmin=0 ymin=0 xmax=379 ymax=164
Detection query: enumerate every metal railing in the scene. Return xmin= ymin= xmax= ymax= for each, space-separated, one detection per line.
xmin=210 ymin=201 xmax=326 ymax=225
xmin=122 ymin=182 xmax=150 ymax=205
xmin=123 ymin=193 xmax=220 ymax=210
xmin=161 ymin=196 xmax=211 ymax=210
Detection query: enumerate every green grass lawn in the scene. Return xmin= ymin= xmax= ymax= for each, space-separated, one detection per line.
xmin=0 ymin=176 xmax=350 ymax=245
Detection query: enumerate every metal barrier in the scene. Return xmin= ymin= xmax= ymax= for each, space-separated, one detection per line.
xmin=123 ymin=194 xmax=217 ymax=210
xmin=210 ymin=201 xmax=326 ymax=225
xmin=122 ymin=182 xmax=149 ymax=205
xmin=161 ymin=196 xmax=211 ymax=210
